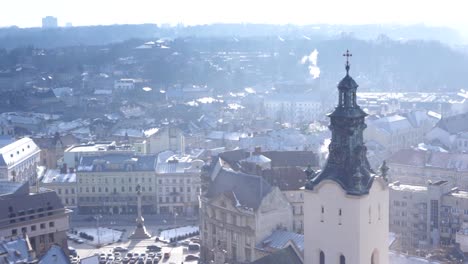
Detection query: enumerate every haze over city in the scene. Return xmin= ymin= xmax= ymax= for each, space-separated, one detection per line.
xmin=2 ymin=0 xmax=468 ymax=32
xmin=2 ymin=1 xmax=468 ymax=264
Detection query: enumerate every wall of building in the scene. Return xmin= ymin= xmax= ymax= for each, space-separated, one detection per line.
xmin=304 ymin=178 xmax=389 ymax=264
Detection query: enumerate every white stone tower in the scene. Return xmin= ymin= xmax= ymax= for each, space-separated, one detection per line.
xmin=304 ymin=50 xmax=389 ymax=264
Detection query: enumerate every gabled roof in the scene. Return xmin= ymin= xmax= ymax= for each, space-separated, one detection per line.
xmin=436 ymin=112 xmax=468 ymax=134
xmin=39 ymin=244 xmax=70 ymax=264
xmin=262 ymin=167 xmax=307 ymax=191
xmin=207 ymin=169 xmax=272 ymax=210
xmin=256 ymin=230 xmax=304 ymax=253
xmin=251 ymin=245 xmax=303 ymax=264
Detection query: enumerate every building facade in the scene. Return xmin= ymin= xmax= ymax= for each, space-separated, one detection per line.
xmin=41 ymin=168 xmax=77 ymax=209
xmin=76 ymin=154 xmax=157 ymax=214
xmin=389 ymin=180 xmax=468 ymax=251
xmin=200 ymin=168 xmax=293 ymax=263
xmin=75 ymin=151 xmax=202 ymax=216
xmin=304 ymin=59 xmax=389 ymax=264
xmin=0 ymin=181 xmax=69 ymax=257
xmin=263 ymin=93 xmax=322 ymax=124
xmin=154 ymin=151 xmax=203 ymax=216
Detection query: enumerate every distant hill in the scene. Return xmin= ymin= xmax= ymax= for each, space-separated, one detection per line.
xmin=0 ymin=23 xmax=463 ymax=50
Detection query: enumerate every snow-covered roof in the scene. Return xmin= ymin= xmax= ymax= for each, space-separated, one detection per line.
xmin=0 ymin=138 xmax=40 ymax=167
xmin=42 ymin=169 xmax=76 ymax=184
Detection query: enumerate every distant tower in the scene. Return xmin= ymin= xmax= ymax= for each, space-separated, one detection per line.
xmin=42 ymin=16 xmax=58 ymax=28
xmin=304 ymin=50 xmax=389 ymax=264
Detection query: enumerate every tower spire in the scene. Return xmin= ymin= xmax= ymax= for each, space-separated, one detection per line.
xmin=305 ymin=51 xmax=374 ymax=195
xmin=343 ymin=49 xmax=352 ymax=75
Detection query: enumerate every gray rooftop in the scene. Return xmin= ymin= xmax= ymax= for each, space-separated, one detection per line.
xmin=256 ymin=230 xmax=304 ymax=253
xmin=39 ymin=244 xmax=70 ymax=264
xmin=0 ymin=238 xmax=33 ymax=263
xmin=207 ymin=169 xmax=272 ymax=210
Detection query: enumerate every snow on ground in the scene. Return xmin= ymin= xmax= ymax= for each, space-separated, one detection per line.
xmin=73 ymin=227 xmax=123 ymax=246
xmin=159 ymin=226 xmax=199 ymax=242
xmin=389 ymin=252 xmax=440 ymax=263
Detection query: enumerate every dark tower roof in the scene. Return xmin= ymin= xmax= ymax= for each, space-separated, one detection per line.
xmin=305 ymin=50 xmax=375 ymax=195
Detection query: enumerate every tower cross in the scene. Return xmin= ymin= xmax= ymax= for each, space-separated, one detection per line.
xmin=343 ymin=49 xmax=352 ymax=75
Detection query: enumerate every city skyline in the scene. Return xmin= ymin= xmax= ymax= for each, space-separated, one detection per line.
xmin=2 ymin=0 xmax=467 ymax=34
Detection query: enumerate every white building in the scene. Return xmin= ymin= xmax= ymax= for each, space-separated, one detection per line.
xmin=304 ymin=63 xmax=389 ymax=264
xmin=0 ymin=138 xmax=41 ymax=184
xmin=114 ymin=79 xmax=136 ymax=91
xmin=263 ymin=93 xmax=322 ymax=124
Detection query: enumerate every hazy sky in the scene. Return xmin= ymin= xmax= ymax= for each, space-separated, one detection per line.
xmin=1 ymin=0 xmax=467 ymax=30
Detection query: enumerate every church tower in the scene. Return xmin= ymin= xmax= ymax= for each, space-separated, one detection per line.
xmin=304 ymin=51 xmax=389 ymax=264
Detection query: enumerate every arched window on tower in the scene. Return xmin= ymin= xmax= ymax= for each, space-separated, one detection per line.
xmin=319 ymin=250 xmax=325 ymax=264
xmin=321 ymin=206 xmax=324 ymax=222
xmin=338 ymin=208 xmax=342 ymax=225
xmin=340 ymin=254 xmax=346 ymax=264
xmin=371 ymin=249 xmax=379 ymax=264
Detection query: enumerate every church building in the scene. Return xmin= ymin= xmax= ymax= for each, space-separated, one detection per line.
xmin=303 ymin=51 xmax=389 ymax=264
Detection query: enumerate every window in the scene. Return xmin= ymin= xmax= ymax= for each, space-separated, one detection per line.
xmin=339 ymin=209 xmax=342 ymax=225
xmin=340 ymin=254 xmax=345 ymax=264
xmin=49 ymin=222 xmax=54 ymax=228
xmin=12 ymin=229 xmax=17 ymax=236
xmin=31 ymin=225 xmax=36 ymax=231
xmin=319 ymin=250 xmax=325 ymax=264
xmin=321 ymin=206 xmax=324 ymax=222
xmin=40 ymin=223 xmax=46 ymax=229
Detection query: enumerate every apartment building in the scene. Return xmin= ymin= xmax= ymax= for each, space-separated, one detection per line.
xmin=389 ymin=180 xmax=468 ymax=251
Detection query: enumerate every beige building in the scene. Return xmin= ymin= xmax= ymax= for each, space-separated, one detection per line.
xmin=389 ymin=180 xmax=468 ymax=252
xmin=0 ymin=137 xmax=41 ymax=184
xmin=76 ymin=154 xmax=157 ymax=215
xmin=75 ymin=151 xmax=202 ymax=216
xmin=154 ymin=151 xmax=203 ymax=215
xmin=0 ymin=181 xmax=69 ymax=257
xmin=200 ymin=168 xmax=293 ymax=263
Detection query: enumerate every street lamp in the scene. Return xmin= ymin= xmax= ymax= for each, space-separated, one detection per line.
xmin=95 ymin=214 xmax=102 ymax=247
xmin=174 ymin=212 xmax=178 ymax=245
xmin=110 ymin=221 xmax=116 ymax=243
